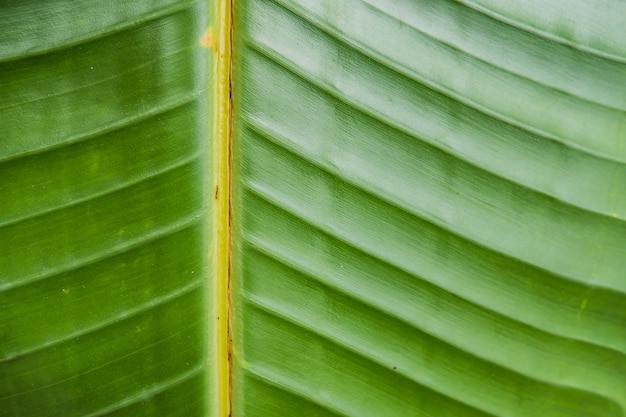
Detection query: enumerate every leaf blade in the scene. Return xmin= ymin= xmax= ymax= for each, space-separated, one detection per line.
xmin=231 ymin=0 xmax=626 ymax=416
xmin=0 ymin=1 xmax=217 ymax=416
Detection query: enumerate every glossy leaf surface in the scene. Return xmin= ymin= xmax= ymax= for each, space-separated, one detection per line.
xmin=3 ymin=0 xmax=626 ymax=416
xmin=230 ymin=0 xmax=626 ymax=416
xmin=0 ymin=1 xmax=217 ymax=416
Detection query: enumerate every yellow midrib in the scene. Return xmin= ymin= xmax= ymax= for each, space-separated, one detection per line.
xmin=212 ymin=0 xmax=232 ymax=415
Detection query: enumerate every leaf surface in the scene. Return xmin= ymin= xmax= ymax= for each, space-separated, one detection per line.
xmin=230 ymin=0 xmax=626 ymax=416
xmin=0 ymin=1 xmax=218 ymax=416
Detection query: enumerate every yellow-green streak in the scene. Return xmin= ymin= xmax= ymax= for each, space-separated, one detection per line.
xmin=210 ymin=0 xmax=232 ymax=415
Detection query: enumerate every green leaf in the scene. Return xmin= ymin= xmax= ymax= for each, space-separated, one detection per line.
xmin=0 ymin=1 xmax=218 ymax=416
xmin=3 ymin=0 xmax=626 ymax=416
xmin=231 ymin=0 xmax=626 ymax=416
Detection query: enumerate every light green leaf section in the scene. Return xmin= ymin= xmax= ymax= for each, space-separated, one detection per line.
xmin=0 ymin=1 xmax=217 ymax=416
xmin=231 ymin=0 xmax=626 ymax=416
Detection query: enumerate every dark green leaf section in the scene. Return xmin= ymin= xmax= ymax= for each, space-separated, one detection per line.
xmin=0 ymin=1 xmax=215 ymax=416
xmin=231 ymin=0 xmax=626 ymax=416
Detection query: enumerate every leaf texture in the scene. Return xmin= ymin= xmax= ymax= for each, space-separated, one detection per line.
xmin=0 ymin=1 xmax=217 ymax=416
xmin=230 ymin=0 xmax=626 ymax=416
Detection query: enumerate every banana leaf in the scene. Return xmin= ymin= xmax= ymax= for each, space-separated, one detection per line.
xmin=0 ymin=1 xmax=219 ymax=416
xmin=230 ymin=0 xmax=626 ymax=416
xmin=2 ymin=0 xmax=626 ymax=416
